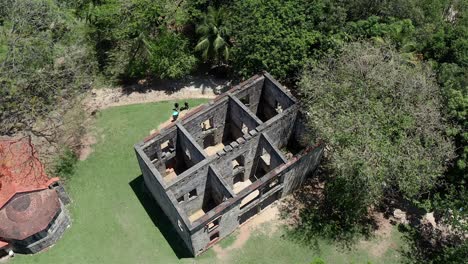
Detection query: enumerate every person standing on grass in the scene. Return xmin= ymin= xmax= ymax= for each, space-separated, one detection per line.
xmin=181 ymin=101 xmax=189 ymax=111
xmin=172 ymin=103 xmax=180 ymax=121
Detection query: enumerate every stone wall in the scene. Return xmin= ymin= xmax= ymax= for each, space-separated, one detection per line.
xmin=210 ymin=131 xmax=262 ymax=183
xmin=182 ymin=99 xmax=229 ymax=146
xmin=231 ymin=76 xmax=264 ymax=113
xmin=134 ymin=72 xmax=324 ymax=257
xmin=12 ymin=202 xmax=70 ymax=254
xmin=135 ymin=146 xmax=194 ymax=254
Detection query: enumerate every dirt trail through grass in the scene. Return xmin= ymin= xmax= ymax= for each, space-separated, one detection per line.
xmin=212 ymin=205 xmax=281 ymax=261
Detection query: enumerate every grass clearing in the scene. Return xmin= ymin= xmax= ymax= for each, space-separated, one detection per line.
xmin=13 ymin=100 xmax=405 ymax=264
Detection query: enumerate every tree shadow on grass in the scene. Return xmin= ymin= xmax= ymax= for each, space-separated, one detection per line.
xmin=278 ymin=171 xmax=378 ymax=251
xmin=129 ymin=175 xmax=193 ymax=259
xmin=121 ymin=75 xmax=233 ymax=95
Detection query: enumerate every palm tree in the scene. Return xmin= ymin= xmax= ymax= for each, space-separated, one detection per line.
xmin=195 ymin=6 xmax=230 ymax=64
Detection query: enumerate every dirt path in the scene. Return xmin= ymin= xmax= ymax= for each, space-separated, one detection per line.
xmin=358 ymin=212 xmax=397 ymax=258
xmin=79 ymin=76 xmax=231 ymax=160
xmin=85 ymin=75 xmax=230 ymax=110
xmin=212 ymin=204 xmax=282 ymax=261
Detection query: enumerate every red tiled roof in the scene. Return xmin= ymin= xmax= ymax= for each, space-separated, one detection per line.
xmin=0 ymin=189 xmax=60 ymax=240
xmin=0 ymin=240 xmax=8 ymax=249
xmin=0 ymin=137 xmax=59 ymax=209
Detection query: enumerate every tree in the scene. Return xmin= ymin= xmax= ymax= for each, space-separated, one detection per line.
xmin=227 ymin=0 xmax=342 ymax=81
xmin=86 ymin=0 xmax=195 ymax=81
xmin=293 ymin=42 xmax=454 ymax=242
xmin=194 ymin=6 xmax=230 ymax=64
xmin=145 ymin=30 xmax=197 ymax=79
xmin=0 ymin=0 xmax=95 ymax=136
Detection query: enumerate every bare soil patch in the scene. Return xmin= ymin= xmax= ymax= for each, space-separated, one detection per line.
xmin=359 ymin=212 xmax=397 ymax=258
xmin=85 ymin=75 xmax=230 ymax=111
xmin=80 ymin=75 xmax=231 ymax=160
xmin=212 ymin=203 xmax=282 ymax=261
xmin=78 ymin=133 xmax=97 ymax=161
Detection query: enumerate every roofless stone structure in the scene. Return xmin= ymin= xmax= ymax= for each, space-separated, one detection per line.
xmin=134 ymin=72 xmax=323 ymax=256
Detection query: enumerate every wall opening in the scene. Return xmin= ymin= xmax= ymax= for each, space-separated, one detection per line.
xmin=177 ymin=195 xmax=184 ymax=203
xmin=203 ymin=134 xmax=216 ymax=149
xmin=143 ymin=145 xmax=159 ymax=165
xmin=232 ymin=172 xmax=248 ymax=194
xmin=248 ymin=146 xmax=277 ymax=186
xmin=161 ymin=140 xmax=174 ymax=157
xmin=260 ymin=148 xmax=271 ymax=165
xmin=207 ymin=217 xmax=220 ymax=232
xmin=164 ymin=157 xmax=181 ymax=182
xmin=231 ymin=155 xmax=245 ymax=170
xmin=239 ymin=206 xmax=257 ymax=225
xmin=241 ymin=123 xmax=249 ymax=134
xmin=201 ymin=118 xmax=214 ymax=131
xmin=188 ymin=189 xmax=197 ymax=199
xmin=263 ymin=177 xmax=280 ymax=193
xmin=260 ymin=191 xmax=281 ymax=211
xmin=240 ymin=190 xmax=260 ymax=209
xmin=177 ymin=220 xmax=184 ymax=232
xmin=275 ymin=101 xmax=283 ymax=113
xmin=209 ymin=232 xmax=220 ymax=242
xmin=233 ymin=173 xmax=243 ymax=185
xmin=184 ymin=148 xmax=191 ymax=160
xmin=239 ymin=94 xmax=250 ymax=107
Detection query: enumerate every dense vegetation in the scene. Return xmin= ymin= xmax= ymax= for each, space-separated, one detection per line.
xmin=1 ymin=0 xmax=466 ymax=262
xmin=297 ymin=41 xmax=456 ymax=247
xmin=0 ymin=0 xmax=95 ymax=136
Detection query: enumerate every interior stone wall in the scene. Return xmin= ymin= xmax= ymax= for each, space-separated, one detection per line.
xmin=134 ymin=72 xmax=324 ymax=257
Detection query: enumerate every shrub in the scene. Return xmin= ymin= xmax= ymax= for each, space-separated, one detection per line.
xmin=53 ymin=148 xmax=78 ymax=179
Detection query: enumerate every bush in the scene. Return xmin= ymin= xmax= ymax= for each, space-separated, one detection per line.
xmin=53 ymin=148 xmax=78 ymax=179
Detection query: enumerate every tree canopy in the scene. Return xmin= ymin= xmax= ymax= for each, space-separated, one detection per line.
xmin=295 ymin=41 xmax=454 ymax=241
xmin=0 ymin=0 xmax=95 ymax=135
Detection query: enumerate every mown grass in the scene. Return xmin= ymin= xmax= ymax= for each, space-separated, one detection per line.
xmin=13 ymin=100 xmax=405 ymax=264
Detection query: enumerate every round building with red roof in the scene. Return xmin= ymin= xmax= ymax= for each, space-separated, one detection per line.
xmin=0 ymin=137 xmax=70 ymax=256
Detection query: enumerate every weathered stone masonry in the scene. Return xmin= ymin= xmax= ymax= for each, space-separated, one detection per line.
xmin=134 ymin=72 xmax=324 ymax=256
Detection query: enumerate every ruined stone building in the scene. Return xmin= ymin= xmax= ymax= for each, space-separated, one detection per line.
xmin=134 ymin=73 xmax=323 ymax=256
xmin=0 ymin=137 xmax=70 ymax=258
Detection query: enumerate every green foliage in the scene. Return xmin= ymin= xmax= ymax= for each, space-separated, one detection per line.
xmin=346 ymin=16 xmax=416 ymax=49
xmin=145 ymin=30 xmax=197 ymax=79
xmin=195 ymin=6 xmax=230 ymax=64
xmin=0 ymin=0 xmax=96 ymax=135
xmin=433 ymin=240 xmax=468 ymax=263
xmin=297 ymin=42 xmax=454 ymax=241
xmin=291 ymin=175 xmax=375 ymax=244
xmin=228 ymin=0 xmax=337 ymax=81
xmin=310 ymin=257 xmax=326 ymax=264
xmin=399 ymin=224 xmax=468 ymax=264
xmin=53 ymin=148 xmax=78 ymax=179
xmin=87 ymin=0 xmax=194 ymax=81
xmin=439 ymin=62 xmax=468 ymax=172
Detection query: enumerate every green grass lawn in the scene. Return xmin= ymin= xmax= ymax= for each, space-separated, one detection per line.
xmin=13 ymin=100 xmax=405 ymax=264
